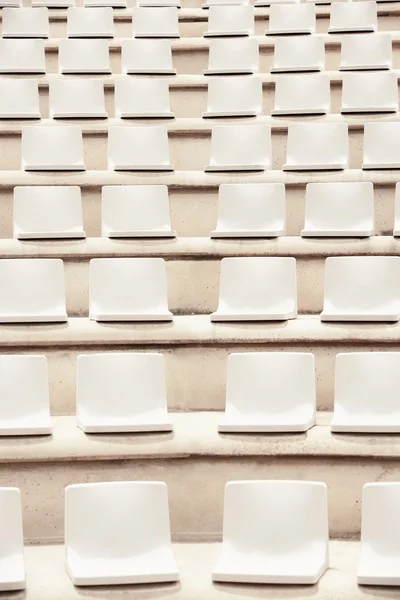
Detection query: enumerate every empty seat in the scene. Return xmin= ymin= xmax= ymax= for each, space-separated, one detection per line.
xmin=329 ymin=1 xmax=377 ymax=33
xmin=0 ymin=355 xmax=52 ymax=435
xmin=393 ymin=182 xmax=400 ymax=236
xmin=58 ymin=39 xmax=111 ymax=74
xmin=114 ymin=79 xmax=174 ymax=118
xmin=89 ymin=258 xmax=172 ymax=321
xmin=358 ymin=483 xmax=400 ymax=585
xmin=202 ymin=0 xmax=250 ymax=8
xmin=219 ymin=353 xmax=316 ymax=432
xmin=341 ymin=72 xmax=398 ymax=114
xmin=255 ymin=0 xmax=299 ymax=8
xmin=0 ymin=259 xmax=67 ymax=323
xmin=0 ymin=79 xmax=40 ymax=119
xmin=339 ymin=33 xmax=392 ymax=71
xmin=266 ymin=3 xmax=316 ymax=35
xmin=0 ymin=488 xmax=25 ymax=591
xmin=321 ymin=256 xmax=400 ymax=322
xmin=121 ymin=39 xmax=176 ymax=74
xmin=138 ymin=0 xmax=180 ymax=7
xmin=0 ymin=0 xmax=22 ymax=6
xmin=84 ymin=0 xmax=126 ymax=8
xmin=77 ymin=353 xmax=173 ymax=433
xmin=21 ymin=125 xmax=85 ymax=171
xmin=102 ymin=185 xmax=175 ymax=238
xmin=49 ymin=79 xmax=107 ymax=118
xmin=13 ymin=186 xmax=85 ymax=239
xmin=271 ymin=36 xmax=325 ymax=72
xmin=67 ymin=7 xmax=114 ymax=38
xmin=203 ymin=77 xmax=262 ymax=118
xmin=204 ymin=5 xmax=254 ymax=36
xmin=204 ymin=38 xmax=259 ymax=75
xmin=283 ymin=123 xmax=348 ymax=170
xmin=65 ymin=482 xmax=179 ymax=585
xmin=302 ymin=182 xmax=374 ymax=237
xmin=206 ymin=125 xmax=271 ymax=171
xmin=211 ymin=182 xmax=285 ymax=238
xmin=108 ymin=126 xmax=173 ymax=171
xmin=0 ymin=39 xmax=45 ymax=73
xmin=363 ymin=122 xmax=400 ymax=169
xmin=331 ymin=353 xmax=400 ymax=433
xmin=272 ymin=74 xmax=330 ymax=116
xmin=211 ymin=257 xmax=297 ymax=321
xmin=132 ymin=7 xmax=179 ymax=38
xmin=213 ymin=481 xmax=328 ymax=584
xmin=32 ymin=0 xmax=73 ymax=7
xmin=1 ymin=7 xmax=49 ymax=38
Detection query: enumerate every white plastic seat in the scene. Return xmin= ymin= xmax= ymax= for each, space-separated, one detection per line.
xmin=21 ymin=125 xmax=85 ymax=171
xmin=393 ymin=182 xmax=400 ymax=236
xmin=329 ymin=1 xmax=377 ymax=33
xmin=255 ymin=0 xmax=299 ymax=8
xmin=301 ymin=182 xmax=374 ymax=237
xmin=49 ymin=79 xmax=107 ymax=118
xmin=341 ymin=72 xmax=398 ymax=114
xmin=89 ymin=258 xmax=172 ymax=322
xmin=202 ymin=0 xmax=249 ymax=8
xmin=272 ymin=74 xmax=330 ymax=116
xmin=138 ymin=0 xmax=180 ymax=8
xmin=204 ymin=5 xmax=254 ymax=37
xmin=358 ymin=483 xmax=400 ymax=586
xmin=121 ymin=39 xmax=176 ymax=74
xmin=0 ymin=79 xmax=40 ymax=119
xmin=108 ymin=126 xmax=173 ymax=171
xmin=219 ymin=353 xmax=316 ymax=432
xmin=271 ymin=36 xmax=325 ymax=72
xmin=0 ymin=0 xmax=21 ymax=6
xmin=211 ymin=257 xmax=297 ymax=321
xmin=67 ymin=7 xmax=114 ymax=38
xmin=13 ymin=186 xmax=85 ymax=239
xmin=339 ymin=33 xmax=392 ymax=71
xmin=77 ymin=353 xmax=173 ymax=433
xmin=1 ymin=8 xmax=49 ymax=38
xmin=114 ymin=79 xmax=174 ymax=118
xmin=65 ymin=482 xmax=179 ymax=586
xmin=58 ymin=39 xmax=111 ymax=74
xmin=204 ymin=77 xmax=262 ymax=118
xmin=132 ymin=7 xmax=179 ymax=38
xmin=213 ymin=481 xmax=328 ymax=584
xmin=206 ymin=125 xmax=271 ymax=172
xmin=0 ymin=488 xmax=25 ymax=591
xmin=32 ymin=0 xmax=73 ymax=8
xmin=0 ymin=356 xmax=52 ymax=435
xmin=204 ymin=38 xmax=259 ymax=75
xmin=210 ymin=183 xmax=285 ymax=238
xmin=321 ymin=256 xmax=400 ymax=322
xmin=84 ymin=0 xmax=125 ymax=8
xmin=0 ymin=259 xmax=67 ymax=323
xmin=0 ymin=39 xmax=45 ymax=73
xmin=283 ymin=123 xmax=348 ymax=170
xmin=266 ymin=3 xmax=316 ymax=35
xmin=331 ymin=353 xmax=400 ymax=433
xmin=363 ymin=122 xmax=400 ymax=169
xmin=101 ymin=185 xmax=175 ymax=238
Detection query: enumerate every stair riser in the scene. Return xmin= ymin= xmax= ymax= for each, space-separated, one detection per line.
xmin=0 ymin=185 xmax=395 ymax=238
xmin=7 ymin=342 xmax=400 ymax=415
xmin=3 ymin=456 xmax=399 ymax=543
xmin=15 ymin=42 xmax=400 ymax=73
xmin=0 ymin=128 xmax=366 ymax=170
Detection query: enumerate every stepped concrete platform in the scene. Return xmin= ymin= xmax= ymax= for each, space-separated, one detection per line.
xmin=1 ymin=540 xmax=390 ymax=600
xmin=0 ymin=315 xmax=399 ymax=414
xmin=3 ymin=412 xmax=400 ymax=543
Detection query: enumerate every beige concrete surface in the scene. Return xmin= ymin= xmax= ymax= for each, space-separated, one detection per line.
xmin=2 ymin=541 xmax=398 ymax=599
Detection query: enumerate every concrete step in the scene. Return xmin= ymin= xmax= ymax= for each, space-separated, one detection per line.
xmin=0 ymin=540 xmax=382 ymax=600
xmin=4 ymin=32 xmax=400 ymax=74
xmin=3 ymin=412 xmax=400 ymax=543
xmin=0 ymin=236 xmax=398 ymax=317
xmin=0 ymin=114 xmax=398 ymax=170
xmin=0 ymin=171 xmax=396 ymax=238
xmin=2 ymin=4 xmax=400 ymax=37
xmin=0 ymin=315 xmax=399 ymax=414
xmin=13 ymin=73 xmax=400 ymax=118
